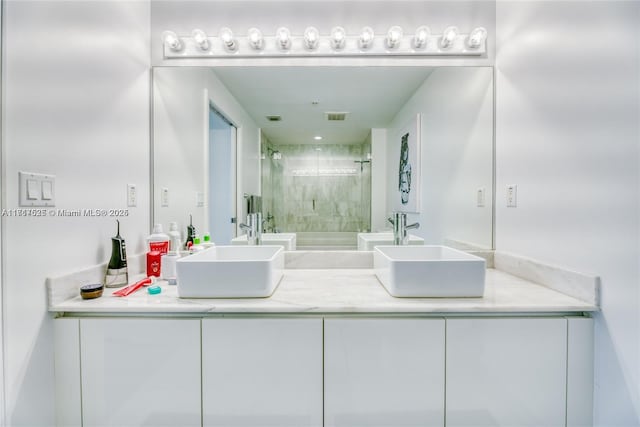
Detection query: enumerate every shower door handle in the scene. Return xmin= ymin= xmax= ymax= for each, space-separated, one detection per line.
xmin=312 ymin=199 xmax=316 ymax=211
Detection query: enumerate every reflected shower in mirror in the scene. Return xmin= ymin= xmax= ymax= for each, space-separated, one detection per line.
xmin=261 ymin=137 xmax=372 ymax=249
xmin=152 ymin=66 xmax=494 ymax=250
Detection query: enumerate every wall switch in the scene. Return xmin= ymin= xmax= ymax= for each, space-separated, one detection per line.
xmin=196 ymin=192 xmax=205 ymax=207
xmin=127 ymin=184 xmax=137 ymax=207
xmin=19 ymin=171 xmax=55 ymax=207
xmin=27 ymin=180 xmax=39 ymax=200
xmin=42 ymin=181 xmax=53 ymax=200
xmin=476 ymin=187 xmax=486 ymax=207
xmin=161 ymin=188 xmax=169 ymax=207
xmin=506 ymin=184 xmax=517 ymax=207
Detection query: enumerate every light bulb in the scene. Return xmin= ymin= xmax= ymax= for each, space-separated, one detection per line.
xmin=191 ymin=29 xmax=209 ymax=51
xmin=219 ymin=27 xmax=237 ymax=51
xmin=440 ymin=26 xmax=459 ymax=49
xmin=303 ymin=26 xmax=320 ymax=50
xmin=162 ymin=30 xmax=183 ymax=51
xmin=467 ymin=27 xmax=487 ymax=49
xmin=330 ymin=26 xmax=346 ymax=50
xmin=386 ymin=26 xmax=403 ymax=49
xmin=276 ymin=27 xmax=291 ymax=50
xmin=413 ymin=25 xmax=430 ymax=49
xmin=247 ymin=27 xmax=264 ymax=50
xmin=359 ymin=26 xmax=374 ymax=50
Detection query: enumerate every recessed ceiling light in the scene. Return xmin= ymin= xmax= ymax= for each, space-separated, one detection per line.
xmin=314 ymin=136 xmax=323 ymax=140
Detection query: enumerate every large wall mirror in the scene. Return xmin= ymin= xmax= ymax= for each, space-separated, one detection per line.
xmin=152 ymin=66 xmax=494 ymax=250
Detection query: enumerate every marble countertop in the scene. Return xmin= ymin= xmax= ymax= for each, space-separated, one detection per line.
xmin=49 ymin=268 xmax=597 ymax=315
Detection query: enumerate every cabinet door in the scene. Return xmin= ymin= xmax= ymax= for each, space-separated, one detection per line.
xmin=324 ymin=318 xmax=446 ymax=427
xmin=80 ymin=318 xmax=201 ymax=427
xmin=567 ymin=317 xmax=593 ymax=427
xmin=202 ymin=318 xmax=323 ymax=427
xmin=54 ymin=318 xmax=81 ymax=427
xmin=446 ymin=318 xmax=567 ymax=427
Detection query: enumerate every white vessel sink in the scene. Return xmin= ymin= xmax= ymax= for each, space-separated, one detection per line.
xmin=357 ymin=232 xmax=424 ymax=250
xmin=176 ymin=246 xmax=284 ymax=298
xmin=231 ymin=233 xmax=296 ymax=250
xmin=374 ymin=245 xmax=486 ymax=297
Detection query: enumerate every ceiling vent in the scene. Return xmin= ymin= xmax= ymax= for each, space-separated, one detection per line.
xmin=325 ymin=112 xmax=349 ymax=121
xmin=266 ymin=115 xmax=282 ymax=122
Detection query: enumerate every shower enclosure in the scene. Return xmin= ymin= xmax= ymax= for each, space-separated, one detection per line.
xmin=261 ymin=140 xmax=371 ymax=249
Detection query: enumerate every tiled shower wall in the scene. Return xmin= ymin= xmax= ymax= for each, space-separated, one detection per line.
xmin=262 ymin=141 xmax=371 ymax=233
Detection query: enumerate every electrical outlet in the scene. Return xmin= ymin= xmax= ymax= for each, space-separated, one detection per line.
xmin=161 ymin=187 xmax=169 ymax=207
xmin=506 ymin=184 xmax=517 ymax=207
xmin=477 ymin=187 xmax=485 ymax=207
xmin=196 ymin=192 xmax=205 ymax=207
xmin=127 ymin=184 xmax=137 ymax=207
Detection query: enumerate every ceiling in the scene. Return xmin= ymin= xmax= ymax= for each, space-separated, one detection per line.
xmin=212 ymin=67 xmax=433 ymax=145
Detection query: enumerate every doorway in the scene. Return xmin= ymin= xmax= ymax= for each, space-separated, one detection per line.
xmin=208 ymin=104 xmax=236 ymax=245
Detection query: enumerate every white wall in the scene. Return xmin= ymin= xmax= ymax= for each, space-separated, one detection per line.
xmin=495 ymin=1 xmax=640 ymax=425
xmin=387 ymin=67 xmax=494 ymax=247
xmin=153 ymin=68 xmax=208 ymax=236
xmin=153 ymin=67 xmax=260 ymax=237
xmin=2 ymin=1 xmax=150 ymax=425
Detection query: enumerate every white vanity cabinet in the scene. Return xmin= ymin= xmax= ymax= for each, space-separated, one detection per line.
xmin=201 ymin=318 xmax=323 ymax=427
xmin=446 ymin=317 xmax=593 ymax=427
xmin=78 ymin=318 xmax=202 ymax=427
xmin=54 ymin=315 xmax=592 ymax=427
xmin=324 ymin=318 xmax=445 ymax=427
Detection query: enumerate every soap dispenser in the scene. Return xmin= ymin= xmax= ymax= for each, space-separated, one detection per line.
xmin=105 ymin=220 xmax=128 ymax=288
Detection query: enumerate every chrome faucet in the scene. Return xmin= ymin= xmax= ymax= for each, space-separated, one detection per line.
xmin=387 ymin=212 xmax=420 ymax=245
xmin=239 ymin=213 xmax=263 ymax=245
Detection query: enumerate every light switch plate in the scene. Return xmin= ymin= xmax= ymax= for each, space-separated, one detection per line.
xmin=19 ymin=171 xmax=56 ymax=207
xmin=196 ymin=192 xmax=205 ymax=207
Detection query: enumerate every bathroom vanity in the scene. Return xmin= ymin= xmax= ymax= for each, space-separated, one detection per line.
xmin=49 ymin=251 xmax=597 ymax=427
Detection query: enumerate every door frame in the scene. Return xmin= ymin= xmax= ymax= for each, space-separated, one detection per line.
xmin=203 ymin=89 xmax=237 ymax=241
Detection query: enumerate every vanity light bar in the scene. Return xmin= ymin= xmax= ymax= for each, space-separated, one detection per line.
xmin=162 ymin=26 xmax=487 ymax=58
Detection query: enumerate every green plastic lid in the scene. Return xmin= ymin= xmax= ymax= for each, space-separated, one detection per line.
xmin=147 ymin=285 xmax=161 ymax=295
xmin=203 ymin=233 xmax=211 ymax=242
xmin=194 ymin=237 xmax=201 ymax=245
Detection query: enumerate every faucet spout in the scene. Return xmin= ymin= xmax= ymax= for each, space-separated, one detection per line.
xmin=390 ymin=212 xmax=419 ymax=245
xmin=239 ymin=213 xmax=263 ymax=245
